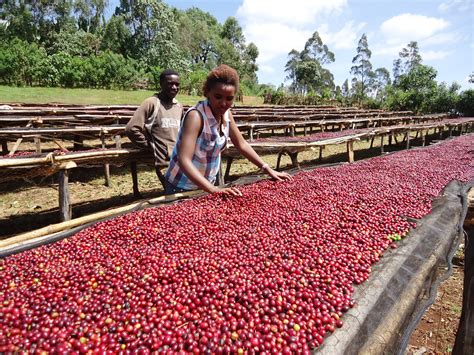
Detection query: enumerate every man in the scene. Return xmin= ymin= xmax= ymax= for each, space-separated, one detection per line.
xmin=125 ymin=69 xmax=183 ymax=191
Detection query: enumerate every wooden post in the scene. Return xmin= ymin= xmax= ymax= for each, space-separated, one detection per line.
xmin=370 ymin=136 xmax=375 ymax=149
xmin=347 ymin=141 xmax=354 ymax=163
xmin=406 ymin=130 xmax=411 ymax=149
xmin=319 ymin=146 xmax=324 ymax=162
xmin=249 ymin=126 xmax=254 ymax=142
xmin=439 ymin=127 xmax=443 ymax=139
xmin=388 ymin=134 xmax=393 ymax=146
xmin=131 ymin=161 xmax=140 ymax=198
xmin=73 ymin=135 xmax=84 ymax=150
xmin=1 ymin=139 xmax=8 ymax=155
xmin=394 ymin=134 xmax=399 ymax=144
xmin=224 ymin=157 xmax=233 ymax=182
xmin=276 ymin=152 xmax=283 ymax=170
xmin=421 ymin=130 xmax=426 ymax=146
xmin=216 ymin=163 xmax=224 ymax=186
xmin=380 ymin=135 xmax=385 ymax=154
xmin=303 ymin=126 xmax=307 ymax=136
xmin=290 ymin=125 xmax=295 ymax=137
xmin=449 ymin=126 xmax=453 ymax=137
xmin=34 ymin=136 xmax=42 ymax=153
xmin=289 ymin=152 xmax=299 ymax=168
xmin=58 ymin=162 xmax=77 ymax=222
xmin=101 ymin=131 xmax=111 ymax=187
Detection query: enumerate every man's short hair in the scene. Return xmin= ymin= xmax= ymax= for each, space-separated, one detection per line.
xmin=160 ymin=69 xmax=179 ymax=82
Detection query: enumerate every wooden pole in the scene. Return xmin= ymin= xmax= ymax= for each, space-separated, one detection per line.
xmin=101 ymin=131 xmax=111 ymax=187
xmin=380 ymin=135 xmax=384 ymax=154
xmin=34 ymin=136 xmax=42 ymax=153
xmin=289 ymin=152 xmax=299 ymax=168
xmin=1 ymin=139 xmax=8 ymax=155
xmin=319 ymin=146 xmax=324 ymax=162
xmin=131 ymin=161 xmax=140 ymax=198
xmin=421 ymin=130 xmax=426 ymax=146
xmin=216 ymin=163 xmax=224 ymax=186
xmin=406 ymin=130 xmax=411 ymax=149
xmin=73 ymin=135 xmax=84 ymax=150
xmin=347 ymin=141 xmax=354 ymax=163
xmin=58 ymin=169 xmax=72 ymax=222
xmin=224 ymin=157 xmax=233 ymax=182
xmin=370 ymin=136 xmax=375 ymax=149
xmin=276 ymin=152 xmax=283 ymax=170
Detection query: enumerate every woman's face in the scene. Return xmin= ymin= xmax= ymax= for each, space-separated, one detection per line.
xmin=207 ymin=83 xmax=236 ymax=117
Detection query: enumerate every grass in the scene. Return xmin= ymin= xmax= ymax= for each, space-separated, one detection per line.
xmin=0 ymin=85 xmax=264 ymax=106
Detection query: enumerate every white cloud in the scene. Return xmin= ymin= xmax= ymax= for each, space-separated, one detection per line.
xmin=380 ymin=13 xmax=449 ymax=45
xmin=421 ymin=50 xmax=451 ymax=60
xmin=237 ymin=0 xmax=350 ymax=65
xmin=421 ymin=31 xmax=462 ymax=46
xmin=318 ymin=21 xmax=367 ymax=50
xmin=438 ymin=0 xmax=472 ymax=12
xmin=244 ymin=22 xmax=312 ymax=63
xmin=237 ymin=0 xmax=347 ymax=27
xmin=258 ymin=64 xmax=276 ymax=74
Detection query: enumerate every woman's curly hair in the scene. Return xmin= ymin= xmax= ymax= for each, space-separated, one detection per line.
xmin=203 ymin=64 xmax=240 ymax=96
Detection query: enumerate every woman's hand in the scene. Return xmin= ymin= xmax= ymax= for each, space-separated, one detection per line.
xmin=266 ymin=168 xmax=293 ymax=181
xmin=211 ymin=186 xmax=243 ymax=196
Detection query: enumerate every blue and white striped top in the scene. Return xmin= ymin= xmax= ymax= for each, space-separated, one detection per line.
xmin=164 ymin=100 xmax=230 ymax=190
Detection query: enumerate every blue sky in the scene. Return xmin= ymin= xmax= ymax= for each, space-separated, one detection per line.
xmin=109 ymin=0 xmax=473 ymax=90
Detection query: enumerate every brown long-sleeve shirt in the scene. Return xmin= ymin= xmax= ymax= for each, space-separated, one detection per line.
xmin=125 ymin=96 xmax=183 ymax=167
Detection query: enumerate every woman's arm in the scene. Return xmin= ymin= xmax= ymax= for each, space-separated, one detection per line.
xmin=228 ymin=112 xmax=292 ymax=181
xmin=178 ymin=111 xmax=242 ymax=196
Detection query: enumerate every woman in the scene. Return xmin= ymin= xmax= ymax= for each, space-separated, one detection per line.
xmin=164 ymin=64 xmax=292 ymax=196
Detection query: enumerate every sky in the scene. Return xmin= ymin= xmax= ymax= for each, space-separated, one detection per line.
xmin=109 ymin=0 xmax=473 ymax=90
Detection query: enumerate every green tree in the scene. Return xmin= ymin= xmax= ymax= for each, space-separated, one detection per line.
xmin=372 ymin=67 xmax=391 ymax=101
xmin=350 ymin=34 xmax=373 ymax=101
xmin=285 ymin=31 xmax=335 ymax=96
xmin=74 ymin=0 xmax=109 ymax=33
xmin=101 ymin=14 xmax=132 ymax=56
xmin=457 ymin=89 xmax=474 ymax=116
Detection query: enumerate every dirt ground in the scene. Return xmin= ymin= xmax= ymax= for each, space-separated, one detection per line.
xmin=406 ymin=249 xmax=465 ymax=355
xmin=1 ymin=130 xmax=468 ymax=353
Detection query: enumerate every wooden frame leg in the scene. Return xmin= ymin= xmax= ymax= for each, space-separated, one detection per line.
xmin=59 ymin=169 xmax=72 ymax=222
xmin=276 ymin=152 xmax=283 ymax=170
xmin=131 ymin=161 xmax=140 ymax=198
xmin=34 ymin=137 xmax=41 ymax=153
xmin=216 ymin=163 xmax=224 ymax=186
xmin=406 ymin=131 xmax=411 ymax=149
xmin=380 ymin=135 xmax=385 ymax=154
xmin=101 ymin=132 xmax=110 ymax=187
xmin=347 ymin=141 xmax=354 ymax=163
xmin=319 ymin=146 xmax=324 ymax=162
xmin=289 ymin=152 xmax=299 ymax=168
xmin=224 ymin=157 xmax=233 ymax=182
xmin=1 ymin=139 xmax=8 ymax=155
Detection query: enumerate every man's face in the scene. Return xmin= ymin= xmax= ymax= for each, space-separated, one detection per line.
xmin=160 ymin=75 xmax=180 ymax=100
